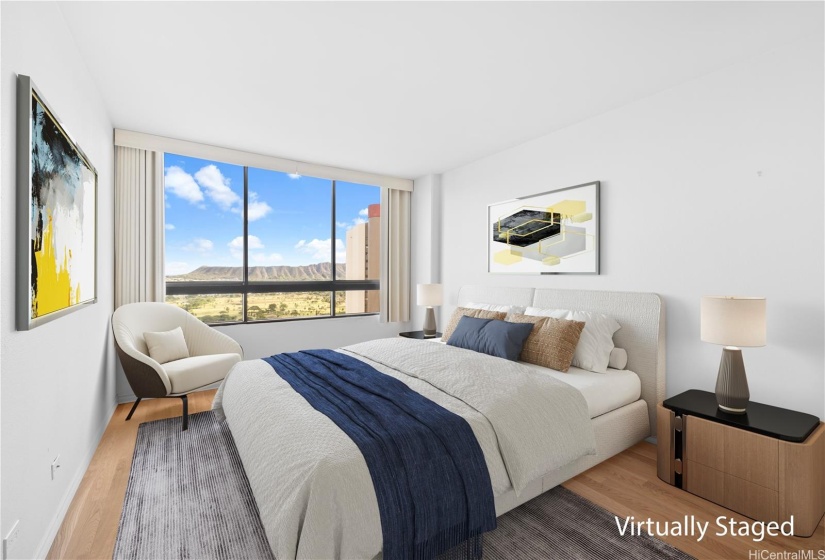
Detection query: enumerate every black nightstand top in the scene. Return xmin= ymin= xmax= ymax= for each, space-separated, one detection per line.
xmin=663 ymin=390 xmax=820 ymax=443
xmin=398 ymin=331 xmax=442 ymax=340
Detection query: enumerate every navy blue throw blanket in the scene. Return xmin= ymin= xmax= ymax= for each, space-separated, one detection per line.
xmin=263 ymin=350 xmax=496 ymax=560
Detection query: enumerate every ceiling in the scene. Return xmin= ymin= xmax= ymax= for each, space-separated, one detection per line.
xmin=58 ymin=2 xmax=822 ymax=179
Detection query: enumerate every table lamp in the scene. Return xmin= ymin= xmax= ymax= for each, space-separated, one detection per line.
xmin=417 ymin=284 xmax=443 ymax=338
xmin=700 ymin=296 xmax=766 ymax=414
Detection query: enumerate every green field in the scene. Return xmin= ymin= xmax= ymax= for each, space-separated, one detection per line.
xmin=166 ymin=292 xmax=350 ymax=323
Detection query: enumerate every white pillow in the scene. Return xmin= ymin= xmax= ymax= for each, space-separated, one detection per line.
xmin=524 ymin=307 xmax=621 ymax=373
xmin=608 ymin=347 xmax=628 ymax=370
xmin=466 ymin=302 xmax=527 ymax=318
xmin=144 ymin=327 xmax=190 ymax=364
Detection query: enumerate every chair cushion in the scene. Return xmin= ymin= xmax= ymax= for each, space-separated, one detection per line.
xmin=144 ymin=327 xmax=190 ymax=364
xmin=163 ymin=353 xmax=241 ymax=394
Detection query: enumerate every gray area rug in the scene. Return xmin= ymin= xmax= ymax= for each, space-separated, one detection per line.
xmin=116 ymin=411 xmax=694 ymax=560
xmin=114 ymin=411 xmax=274 ymax=560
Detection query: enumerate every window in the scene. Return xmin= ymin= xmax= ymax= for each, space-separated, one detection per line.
xmin=164 ymin=152 xmax=380 ymax=324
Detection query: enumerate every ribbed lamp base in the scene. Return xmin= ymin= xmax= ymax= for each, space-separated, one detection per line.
xmin=422 ymin=307 xmax=436 ymax=338
xmin=715 ymin=347 xmax=750 ymax=414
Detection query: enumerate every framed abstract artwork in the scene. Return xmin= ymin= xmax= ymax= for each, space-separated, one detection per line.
xmin=488 ymin=181 xmax=599 ymax=275
xmin=17 ymin=75 xmax=97 ymax=330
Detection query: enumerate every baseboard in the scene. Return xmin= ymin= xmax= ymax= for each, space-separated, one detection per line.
xmin=117 ymin=380 xmax=223 ymax=404
xmin=34 ymin=399 xmax=119 ymax=559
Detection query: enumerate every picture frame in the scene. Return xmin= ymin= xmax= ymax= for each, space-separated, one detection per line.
xmin=17 ymin=75 xmax=98 ymax=330
xmin=488 ymin=181 xmax=599 ymax=275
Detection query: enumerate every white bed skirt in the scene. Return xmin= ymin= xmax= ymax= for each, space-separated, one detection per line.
xmin=494 ymin=398 xmax=650 ymax=516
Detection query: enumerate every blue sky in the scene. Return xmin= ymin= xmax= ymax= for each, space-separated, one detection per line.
xmin=164 ymin=153 xmax=379 ymax=275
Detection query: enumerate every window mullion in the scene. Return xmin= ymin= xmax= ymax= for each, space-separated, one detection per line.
xmin=331 ymin=180 xmax=336 ymax=317
xmin=243 ymin=166 xmax=249 ymax=323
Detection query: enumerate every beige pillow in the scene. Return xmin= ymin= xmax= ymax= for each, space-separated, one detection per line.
xmin=507 ymin=313 xmax=585 ymax=372
xmin=144 ymin=327 xmax=190 ymax=364
xmin=442 ymin=307 xmax=507 ymax=342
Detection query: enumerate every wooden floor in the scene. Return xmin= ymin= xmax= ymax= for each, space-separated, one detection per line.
xmin=49 ymin=390 xmax=824 ymax=559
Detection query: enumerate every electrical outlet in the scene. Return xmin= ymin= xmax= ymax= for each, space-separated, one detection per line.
xmin=50 ymin=455 xmax=60 ymax=481
xmin=3 ymin=520 xmax=20 ymax=560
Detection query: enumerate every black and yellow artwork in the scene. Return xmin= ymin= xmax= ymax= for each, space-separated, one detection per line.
xmin=488 ymin=182 xmax=599 ymax=274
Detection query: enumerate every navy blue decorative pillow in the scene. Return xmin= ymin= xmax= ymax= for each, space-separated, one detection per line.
xmin=446 ymin=315 xmax=534 ymax=361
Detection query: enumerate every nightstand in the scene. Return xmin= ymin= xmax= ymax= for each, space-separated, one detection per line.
xmin=398 ymin=331 xmax=442 ymax=340
xmin=657 ymin=390 xmax=824 ymax=536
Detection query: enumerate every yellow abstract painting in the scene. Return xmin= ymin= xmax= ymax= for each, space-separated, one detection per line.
xmin=20 ymin=77 xmax=97 ymax=330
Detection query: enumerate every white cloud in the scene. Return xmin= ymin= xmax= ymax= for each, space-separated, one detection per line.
xmin=195 ymin=165 xmax=240 ymax=210
xmin=336 ymin=221 xmax=349 ymax=228
xmin=295 ymin=238 xmax=346 ymax=262
xmin=250 ymin=252 xmax=284 ymax=264
xmin=166 ymin=261 xmax=193 ymax=275
xmin=228 ymin=235 xmax=264 ymax=259
xmin=247 ymin=192 xmax=272 ymax=222
xmin=359 ymin=207 xmax=369 ymax=217
xmin=183 ymin=238 xmax=213 ymax=254
xmin=165 ymin=223 xmax=175 ymax=230
xmin=164 ymin=166 xmax=204 ymax=204
xmin=228 ymin=235 xmax=264 ymax=250
xmin=353 ymin=217 xmax=367 ymax=226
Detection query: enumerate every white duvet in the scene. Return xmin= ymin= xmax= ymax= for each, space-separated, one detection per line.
xmin=213 ymin=337 xmax=596 ymax=559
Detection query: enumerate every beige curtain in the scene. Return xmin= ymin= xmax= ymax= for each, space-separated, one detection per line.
xmin=114 ymin=147 xmax=165 ymax=307
xmin=381 ymin=188 xmax=411 ymax=322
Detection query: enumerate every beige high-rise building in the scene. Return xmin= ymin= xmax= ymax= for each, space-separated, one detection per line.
xmin=345 ymin=204 xmax=380 ymax=314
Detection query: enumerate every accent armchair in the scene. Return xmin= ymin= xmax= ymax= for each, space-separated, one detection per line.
xmin=112 ymin=302 xmax=243 ymax=430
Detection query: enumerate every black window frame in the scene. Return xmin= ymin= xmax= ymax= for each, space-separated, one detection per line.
xmin=165 ymin=159 xmax=381 ymax=325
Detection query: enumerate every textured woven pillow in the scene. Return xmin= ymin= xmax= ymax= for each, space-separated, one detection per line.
xmin=507 ymin=313 xmax=585 ymax=372
xmin=466 ymin=302 xmax=527 ymax=318
xmin=524 ymin=306 xmax=621 ymax=373
xmin=442 ymin=307 xmax=507 ymax=342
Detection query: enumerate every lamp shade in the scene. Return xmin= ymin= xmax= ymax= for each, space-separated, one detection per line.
xmin=417 ymin=284 xmax=443 ymax=307
xmin=701 ymin=296 xmax=766 ymax=347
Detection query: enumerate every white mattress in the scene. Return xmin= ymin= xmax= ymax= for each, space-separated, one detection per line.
xmin=520 ymin=362 xmax=641 ymax=418
xmin=428 ymin=338 xmax=641 ymax=419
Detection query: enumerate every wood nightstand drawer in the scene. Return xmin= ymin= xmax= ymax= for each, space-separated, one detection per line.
xmin=657 ymin=394 xmax=825 ymax=537
xmin=686 ymin=415 xmax=778 ymax=490
xmin=685 ymin=461 xmax=779 ymax=522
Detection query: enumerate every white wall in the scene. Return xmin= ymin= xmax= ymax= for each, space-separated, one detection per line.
xmin=436 ymin=35 xmax=824 ymax=418
xmin=1 ymin=3 xmax=116 ymax=558
xmin=409 ymin=175 xmax=443 ymax=331
xmin=115 ymin=317 xmax=414 ymax=402
xmin=215 ymin=315 xmax=410 ymax=362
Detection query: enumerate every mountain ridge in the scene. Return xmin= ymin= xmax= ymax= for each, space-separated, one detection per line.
xmin=167 ymin=263 xmax=346 ymax=281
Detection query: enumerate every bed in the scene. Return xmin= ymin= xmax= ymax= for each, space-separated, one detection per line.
xmin=213 ymin=286 xmax=665 ymax=559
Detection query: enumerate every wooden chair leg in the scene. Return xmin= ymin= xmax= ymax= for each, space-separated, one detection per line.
xmin=125 ymin=398 xmax=142 ymax=421
xmin=180 ymin=395 xmax=188 ymax=431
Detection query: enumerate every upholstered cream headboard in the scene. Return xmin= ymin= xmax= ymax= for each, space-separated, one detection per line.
xmin=456 ymin=286 xmax=666 ymax=437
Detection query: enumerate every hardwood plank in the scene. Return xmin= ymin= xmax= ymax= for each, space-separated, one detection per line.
xmin=565 ymin=444 xmax=825 ymax=560
xmin=47 ymin=391 xmax=216 ymax=560
xmin=47 ymin=395 xmax=825 ymax=560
